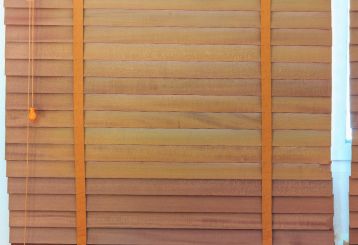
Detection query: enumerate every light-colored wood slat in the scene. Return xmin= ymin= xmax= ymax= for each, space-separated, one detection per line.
xmin=4 ymin=0 xmax=73 ymax=8
xmin=351 ymin=96 xmax=358 ymax=111
xmin=352 ymin=29 xmax=358 ymax=44
xmin=273 ymin=147 xmax=330 ymax=164
xmin=5 ymin=8 xmax=72 ymax=26
xmin=351 ymin=79 xmax=358 ymax=95
xmin=272 ymin=29 xmax=331 ymax=46
xmin=351 ymin=212 xmax=358 ymax=228
xmin=352 ymin=62 xmax=358 ymax=79
xmin=0 ymin=128 xmax=316 ymax=147
xmin=6 ymin=161 xmax=332 ymax=180
xmin=85 ymin=27 xmax=260 ymax=45
xmin=84 ymin=10 xmax=259 ymax=28
xmin=10 ymin=228 xmax=75 ymax=244
xmin=9 ymin=194 xmax=333 ymax=214
xmin=272 ymin=97 xmax=331 ymax=113
xmin=85 ymin=61 xmax=260 ymax=79
xmin=351 ymin=196 xmax=358 ymax=211
xmin=6 ymin=26 xmax=331 ymax=46
xmin=351 ymin=179 xmax=358 ymax=195
xmin=6 ymin=144 xmax=74 ymax=161
xmin=84 ymin=0 xmax=260 ymax=10
xmin=6 ymin=76 xmax=72 ymax=93
xmin=7 ymin=178 xmax=333 ymax=197
xmin=352 ymin=163 xmax=358 ymax=178
xmin=6 ymin=128 xmax=73 ymax=144
xmin=351 ymin=113 xmax=358 ymax=129
xmin=84 ymin=78 xmax=261 ymax=95
xmin=6 ymin=110 xmax=73 ymax=127
xmin=352 ymin=13 xmax=358 ymax=28
xmin=8 ymin=111 xmax=259 ymax=129
xmin=85 ymin=94 xmax=261 ymax=113
xmin=272 ymin=80 xmax=331 ymax=97
xmin=272 ymin=63 xmax=331 ymax=80
xmin=9 ymin=228 xmax=334 ymax=245
xmin=273 ymin=113 xmax=330 ymax=130
xmin=271 ymin=0 xmax=330 ymax=12
xmin=6 ymin=43 xmax=72 ymax=60
xmin=273 ymin=163 xmax=331 ymax=180
xmin=272 ymin=130 xmax=331 ymax=147
xmin=85 ymin=128 xmax=261 ymax=146
xmin=10 ymin=211 xmax=75 ymax=228
xmin=88 ymin=95 xmax=330 ymax=113
xmin=7 ymin=161 xmax=75 ymax=178
xmin=352 ymin=229 xmax=358 ymax=244
xmin=85 ymin=112 xmax=330 ymax=130
xmin=7 ymin=144 xmax=331 ymax=167
xmin=6 ymin=26 xmax=73 ymax=43
xmin=85 ymin=112 xmax=260 ymax=129
xmin=84 ymin=44 xmax=259 ymax=62
xmin=351 ymin=45 xmax=358 ymax=61
xmin=85 ymin=145 xmax=260 ymax=163
xmin=10 ymin=211 xmax=333 ymax=230
xmin=6 ymin=144 xmax=259 ymax=163
xmin=271 ymin=12 xmax=330 ymax=29
xmin=7 ymin=77 xmax=331 ymax=97
xmin=6 ymin=94 xmax=73 ymax=110
xmin=6 ymin=60 xmax=72 ymax=76
xmin=86 ymin=28 xmax=331 ymax=46
xmin=352 ymin=0 xmax=358 ymax=10
xmin=85 ymin=162 xmax=261 ymax=180
xmin=272 ymin=46 xmax=330 ymax=63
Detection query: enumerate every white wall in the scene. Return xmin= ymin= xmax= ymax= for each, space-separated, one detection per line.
xmin=0 ymin=0 xmax=10 ymax=243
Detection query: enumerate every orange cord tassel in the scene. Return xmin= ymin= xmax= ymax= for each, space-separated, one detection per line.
xmin=28 ymin=107 xmax=37 ymax=122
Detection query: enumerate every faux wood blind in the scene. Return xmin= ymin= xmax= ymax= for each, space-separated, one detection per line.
xmin=5 ymin=0 xmax=333 ymax=244
xmin=352 ymin=0 xmax=358 ymax=243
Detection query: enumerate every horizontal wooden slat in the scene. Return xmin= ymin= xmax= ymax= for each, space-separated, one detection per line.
xmin=8 ymin=178 xmax=333 ymax=197
xmin=6 ymin=43 xmax=72 ymax=60
xmin=6 ymin=76 xmax=72 ymax=93
xmin=5 ymin=8 xmax=72 ymax=26
xmin=4 ymin=0 xmax=73 ymax=9
xmin=272 ymin=80 xmax=331 ymax=97
xmin=6 ymin=26 xmax=73 ymax=43
xmin=84 ymin=10 xmax=259 ymax=28
xmin=84 ymin=61 xmax=260 ymax=79
xmin=10 ymin=211 xmax=333 ymax=230
xmin=10 ymin=228 xmax=334 ymax=245
xmin=6 ymin=128 xmax=74 ymax=144
xmin=13 ymin=9 xmax=333 ymax=29
xmin=7 ymin=160 xmax=331 ymax=180
xmin=6 ymin=110 xmax=73 ymax=127
xmin=271 ymin=12 xmax=330 ymax=29
xmin=6 ymin=111 xmax=330 ymax=130
xmin=273 ymin=147 xmax=330 ymax=164
xmin=85 ymin=44 xmax=260 ymax=62
xmin=6 ymin=60 xmax=72 ymax=76
xmin=84 ymin=94 xmax=261 ymax=113
xmin=85 ymin=128 xmax=261 ymax=146
xmin=6 ymin=26 xmax=331 ymax=46
xmin=273 ymin=130 xmax=331 ymax=147
xmin=6 ymin=144 xmax=330 ymax=164
xmin=272 ymin=113 xmax=330 ymax=130
xmin=5 ymin=0 xmax=331 ymax=12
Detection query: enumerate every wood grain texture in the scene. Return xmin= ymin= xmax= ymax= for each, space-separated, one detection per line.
xmin=5 ymin=0 xmax=333 ymax=242
xmin=8 ymin=178 xmax=333 ymax=197
xmin=10 ymin=228 xmax=334 ymax=245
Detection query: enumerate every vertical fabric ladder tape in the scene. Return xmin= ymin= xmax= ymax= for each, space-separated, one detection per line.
xmin=261 ymin=0 xmax=273 ymax=244
xmin=73 ymin=0 xmax=86 ymax=244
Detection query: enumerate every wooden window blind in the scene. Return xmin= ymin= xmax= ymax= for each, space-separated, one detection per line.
xmin=5 ymin=0 xmax=333 ymax=244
